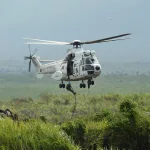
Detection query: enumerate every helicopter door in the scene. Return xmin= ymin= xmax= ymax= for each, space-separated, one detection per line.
xmin=67 ymin=60 xmax=73 ymax=76
xmin=73 ymin=61 xmax=79 ymax=76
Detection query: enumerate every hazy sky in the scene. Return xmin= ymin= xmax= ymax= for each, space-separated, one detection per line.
xmin=0 ymin=0 xmax=150 ymax=62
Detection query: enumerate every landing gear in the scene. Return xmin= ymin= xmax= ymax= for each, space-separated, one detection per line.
xmin=91 ymin=80 xmax=94 ymax=85
xmin=80 ymin=81 xmax=86 ymax=88
xmin=80 ymin=83 xmax=86 ymax=88
xmin=59 ymin=81 xmax=65 ymax=88
xmin=59 ymin=84 xmax=65 ymax=88
xmin=87 ymin=78 xmax=94 ymax=89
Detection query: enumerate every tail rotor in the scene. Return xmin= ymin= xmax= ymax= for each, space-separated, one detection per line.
xmin=24 ymin=44 xmax=38 ymax=72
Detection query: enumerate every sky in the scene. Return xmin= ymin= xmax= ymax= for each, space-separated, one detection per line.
xmin=0 ymin=0 xmax=150 ymax=62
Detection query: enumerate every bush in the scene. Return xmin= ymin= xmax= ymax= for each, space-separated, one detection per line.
xmin=107 ymin=99 xmax=150 ymax=150
xmin=62 ymin=120 xmax=86 ymax=149
xmin=93 ymin=109 xmax=113 ymax=122
xmin=0 ymin=119 xmax=79 ymax=150
xmin=62 ymin=119 xmax=109 ymax=149
xmin=85 ymin=120 xmax=109 ymax=149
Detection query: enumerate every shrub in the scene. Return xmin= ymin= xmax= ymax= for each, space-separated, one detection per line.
xmin=39 ymin=92 xmax=53 ymax=105
xmin=93 ymin=109 xmax=113 ymax=122
xmin=62 ymin=120 xmax=86 ymax=149
xmin=107 ymin=99 xmax=150 ymax=150
xmin=0 ymin=119 xmax=79 ymax=150
xmin=85 ymin=120 xmax=109 ymax=149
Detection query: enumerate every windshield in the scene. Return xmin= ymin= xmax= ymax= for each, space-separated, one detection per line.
xmin=91 ymin=57 xmax=99 ymax=64
xmin=85 ymin=57 xmax=99 ymax=64
xmin=85 ymin=58 xmax=92 ymax=64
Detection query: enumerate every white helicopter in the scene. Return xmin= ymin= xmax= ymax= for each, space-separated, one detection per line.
xmin=24 ymin=33 xmax=131 ymax=92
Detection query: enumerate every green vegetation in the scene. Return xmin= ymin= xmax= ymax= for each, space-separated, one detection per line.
xmin=0 ymin=119 xmax=79 ymax=150
xmin=0 ymin=93 xmax=150 ymax=149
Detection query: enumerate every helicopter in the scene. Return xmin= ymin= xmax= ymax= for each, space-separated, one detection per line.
xmin=23 ymin=33 xmax=131 ymax=91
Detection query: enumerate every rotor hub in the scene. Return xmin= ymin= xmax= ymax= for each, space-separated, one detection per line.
xmin=72 ymin=40 xmax=82 ymax=48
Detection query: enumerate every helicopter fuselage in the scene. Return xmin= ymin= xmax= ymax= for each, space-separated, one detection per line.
xmin=32 ymin=48 xmax=101 ymax=82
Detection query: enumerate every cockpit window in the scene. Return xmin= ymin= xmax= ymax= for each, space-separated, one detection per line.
xmin=91 ymin=58 xmax=99 ymax=64
xmin=85 ymin=58 xmax=92 ymax=64
xmin=91 ymin=58 xmax=94 ymax=63
xmin=85 ymin=57 xmax=99 ymax=64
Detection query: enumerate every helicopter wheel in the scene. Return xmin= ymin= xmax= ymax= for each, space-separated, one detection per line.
xmin=80 ymin=83 xmax=86 ymax=88
xmin=59 ymin=84 xmax=65 ymax=88
xmin=83 ymin=84 xmax=86 ymax=88
xmin=62 ymin=84 xmax=65 ymax=88
xmin=59 ymin=84 xmax=62 ymax=88
xmin=88 ymin=78 xmax=94 ymax=89
xmin=91 ymin=80 xmax=94 ymax=85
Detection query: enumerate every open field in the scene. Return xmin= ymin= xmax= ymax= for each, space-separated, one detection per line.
xmin=0 ymin=72 xmax=150 ymax=100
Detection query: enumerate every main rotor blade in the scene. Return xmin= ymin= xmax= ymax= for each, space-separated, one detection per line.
xmin=23 ymin=38 xmax=70 ymax=45
xmin=23 ymin=38 xmax=58 ymax=43
xmin=25 ymin=42 xmax=70 ymax=45
xmin=102 ymin=37 xmax=131 ymax=42
xmin=81 ymin=33 xmax=131 ymax=44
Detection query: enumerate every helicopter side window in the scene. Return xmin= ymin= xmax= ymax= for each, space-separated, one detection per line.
xmin=82 ymin=66 xmax=84 ymax=71
xmin=91 ymin=58 xmax=94 ymax=63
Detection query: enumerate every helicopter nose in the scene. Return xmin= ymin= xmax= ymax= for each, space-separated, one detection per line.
xmin=95 ymin=65 xmax=101 ymax=74
xmin=95 ymin=66 xmax=100 ymax=71
xmin=93 ymin=65 xmax=101 ymax=77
